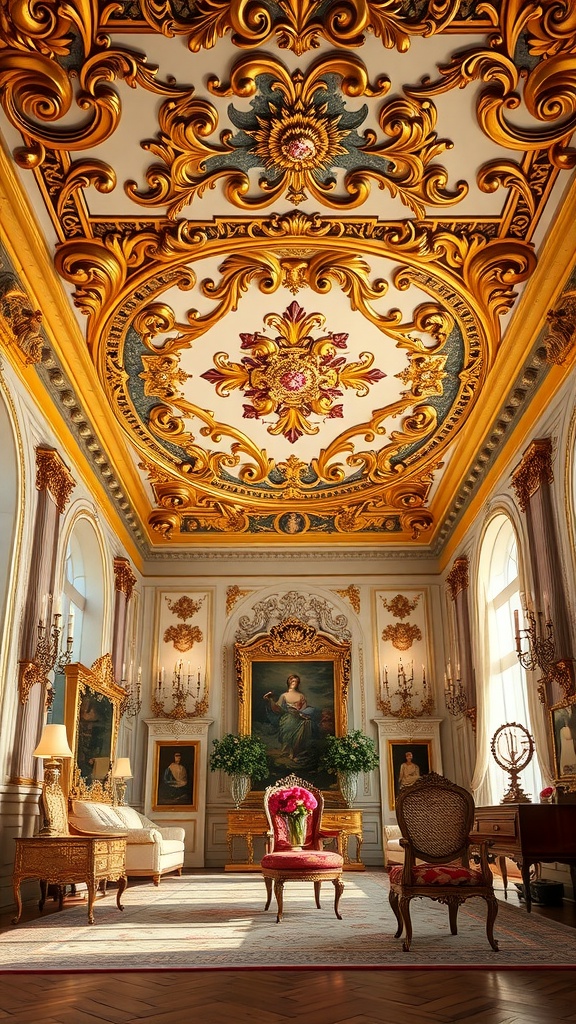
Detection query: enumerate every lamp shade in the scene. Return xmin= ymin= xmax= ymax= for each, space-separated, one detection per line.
xmin=33 ymin=723 xmax=73 ymax=759
xmin=113 ymin=757 xmax=132 ymax=779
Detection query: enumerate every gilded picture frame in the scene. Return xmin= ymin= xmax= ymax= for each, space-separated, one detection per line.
xmin=549 ymin=696 xmax=576 ymax=790
xmin=235 ymin=618 xmax=350 ymax=796
xmin=152 ymin=740 xmax=198 ymax=811
xmin=387 ymin=739 xmax=432 ymax=810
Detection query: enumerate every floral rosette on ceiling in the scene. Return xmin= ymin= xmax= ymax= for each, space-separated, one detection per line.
xmin=268 ymin=785 xmax=318 ymax=848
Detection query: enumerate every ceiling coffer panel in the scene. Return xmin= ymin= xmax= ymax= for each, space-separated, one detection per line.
xmin=0 ymin=0 xmax=574 ymax=544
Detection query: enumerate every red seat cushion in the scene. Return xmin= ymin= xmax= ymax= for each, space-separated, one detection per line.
xmin=389 ymin=863 xmax=483 ymax=886
xmin=261 ymin=850 xmax=343 ymax=871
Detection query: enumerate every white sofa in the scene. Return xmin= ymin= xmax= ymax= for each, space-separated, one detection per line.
xmin=69 ymin=801 xmax=185 ymax=885
xmin=384 ymin=825 xmax=404 ymax=869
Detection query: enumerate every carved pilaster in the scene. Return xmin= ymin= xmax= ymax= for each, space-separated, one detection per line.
xmin=35 ymin=446 xmax=75 ymax=513
xmin=113 ymin=556 xmax=137 ymax=600
xmin=446 ymin=557 xmax=469 ymax=600
xmin=544 ymin=293 xmax=576 ymax=366
xmin=511 ymin=438 xmax=554 ymax=512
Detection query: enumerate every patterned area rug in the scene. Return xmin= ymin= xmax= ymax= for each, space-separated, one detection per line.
xmin=1 ymin=870 xmax=574 ymax=970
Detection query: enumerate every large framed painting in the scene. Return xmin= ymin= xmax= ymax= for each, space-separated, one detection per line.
xmin=152 ymin=740 xmax=198 ymax=811
xmin=387 ymin=739 xmax=432 ymax=810
xmin=235 ymin=618 xmax=350 ymax=796
xmin=63 ymin=655 xmax=126 ymax=801
xmin=549 ymin=697 xmax=576 ymax=788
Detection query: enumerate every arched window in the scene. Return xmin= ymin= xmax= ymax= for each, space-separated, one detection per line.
xmin=59 ymin=516 xmax=105 ymax=666
xmin=478 ymin=514 xmax=542 ymax=803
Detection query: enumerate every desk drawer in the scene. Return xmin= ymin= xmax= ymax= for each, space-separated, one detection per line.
xmin=474 ymin=814 xmax=517 ymax=839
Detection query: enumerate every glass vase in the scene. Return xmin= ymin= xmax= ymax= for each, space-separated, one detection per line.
xmin=284 ymin=813 xmax=308 ymax=849
xmin=229 ymin=773 xmax=251 ymax=808
xmin=338 ymin=770 xmax=358 ymax=807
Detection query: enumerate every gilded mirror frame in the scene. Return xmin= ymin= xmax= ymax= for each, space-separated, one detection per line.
xmin=63 ymin=654 xmax=125 ymax=802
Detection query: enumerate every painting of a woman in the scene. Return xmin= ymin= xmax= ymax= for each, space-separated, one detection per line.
xmin=250 ymin=659 xmax=337 ymax=790
xmin=263 ymin=674 xmax=320 ymax=762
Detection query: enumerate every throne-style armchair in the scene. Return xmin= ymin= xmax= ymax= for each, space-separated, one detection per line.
xmin=388 ymin=771 xmax=499 ymax=953
xmin=260 ymin=773 xmax=344 ymax=923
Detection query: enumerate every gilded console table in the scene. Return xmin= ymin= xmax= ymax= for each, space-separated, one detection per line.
xmin=13 ymin=833 xmax=128 ymax=925
xmin=225 ymin=808 xmax=364 ymax=871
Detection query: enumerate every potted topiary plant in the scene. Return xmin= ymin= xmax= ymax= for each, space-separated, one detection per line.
xmin=320 ymin=730 xmax=379 ymax=806
xmin=209 ymin=733 xmax=269 ymax=807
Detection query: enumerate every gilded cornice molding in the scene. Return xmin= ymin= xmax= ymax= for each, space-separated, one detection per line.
xmin=446 ymin=557 xmax=469 ymax=600
xmin=511 ymin=437 xmax=554 ymax=513
xmin=35 ymin=446 xmax=75 ymax=514
xmin=113 ymin=556 xmax=137 ymax=599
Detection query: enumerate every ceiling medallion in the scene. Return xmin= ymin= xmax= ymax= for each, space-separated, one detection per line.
xmin=201 ymin=300 xmax=385 ymax=443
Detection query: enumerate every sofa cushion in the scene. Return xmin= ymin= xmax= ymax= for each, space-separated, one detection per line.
xmin=261 ymin=850 xmax=343 ymax=871
xmin=114 ymin=806 xmax=145 ymax=830
xmin=69 ymin=801 xmax=126 ymax=833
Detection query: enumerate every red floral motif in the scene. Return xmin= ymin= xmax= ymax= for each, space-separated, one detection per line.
xmin=200 ymin=301 xmax=385 ymax=443
xmin=389 ymin=863 xmax=483 ymax=886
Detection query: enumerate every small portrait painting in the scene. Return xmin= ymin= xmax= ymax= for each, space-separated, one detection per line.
xmin=388 ymin=740 xmax=431 ymax=809
xmin=551 ymin=701 xmax=576 ymax=780
xmin=153 ymin=741 xmax=197 ymax=811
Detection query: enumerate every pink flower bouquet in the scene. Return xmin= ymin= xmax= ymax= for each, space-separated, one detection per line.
xmin=268 ymin=785 xmax=317 ymax=818
xmin=539 ymin=786 xmax=555 ymax=801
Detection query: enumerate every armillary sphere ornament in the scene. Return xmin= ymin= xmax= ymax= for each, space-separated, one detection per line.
xmin=490 ymin=722 xmax=535 ymax=804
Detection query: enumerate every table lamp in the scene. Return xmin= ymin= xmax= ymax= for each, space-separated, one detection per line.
xmin=33 ymin=723 xmax=73 ymax=835
xmin=112 ymin=757 xmax=132 ymax=805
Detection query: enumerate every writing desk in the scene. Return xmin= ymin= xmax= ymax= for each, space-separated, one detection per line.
xmin=473 ymin=803 xmax=576 ymax=912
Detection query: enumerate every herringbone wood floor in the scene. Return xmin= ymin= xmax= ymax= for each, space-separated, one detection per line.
xmin=0 ymin=969 xmax=575 ymax=1024
xmin=1 ymin=880 xmax=574 ymax=1022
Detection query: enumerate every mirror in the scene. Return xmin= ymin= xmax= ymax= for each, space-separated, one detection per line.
xmin=63 ymin=655 xmax=125 ymax=801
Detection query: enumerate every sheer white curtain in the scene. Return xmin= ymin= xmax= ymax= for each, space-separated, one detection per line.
xmin=472 ymin=515 xmax=543 ymax=803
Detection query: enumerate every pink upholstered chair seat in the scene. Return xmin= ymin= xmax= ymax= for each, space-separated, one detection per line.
xmin=261 ymin=849 xmax=343 ymax=871
xmin=389 ymin=863 xmax=484 ymax=886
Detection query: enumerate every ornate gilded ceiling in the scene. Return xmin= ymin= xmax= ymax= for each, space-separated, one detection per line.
xmin=1 ymin=0 xmax=575 ymax=547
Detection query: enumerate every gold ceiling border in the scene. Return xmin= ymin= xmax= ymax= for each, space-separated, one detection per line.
xmin=104 ymin=0 xmax=497 ymax=54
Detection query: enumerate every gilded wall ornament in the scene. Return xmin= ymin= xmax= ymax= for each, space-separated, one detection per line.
xmin=0 ymin=275 xmax=44 ymax=364
xmin=226 ymin=585 xmax=253 ymax=615
xmin=200 ymin=300 xmax=385 ymax=443
xmin=333 ymin=586 xmax=361 ymax=614
xmin=381 ymin=594 xmax=420 ymax=619
xmin=165 ymin=595 xmax=206 ymax=620
xmin=162 ymin=623 xmax=203 ymax=651
xmin=382 ymin=621 xmax=422 ymax=650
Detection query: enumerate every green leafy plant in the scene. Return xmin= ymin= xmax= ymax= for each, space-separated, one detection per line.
xmin=209 ymin=733 xmax=269 ymax=780
xmin=320 ymin=730 xmax=379 ymax=774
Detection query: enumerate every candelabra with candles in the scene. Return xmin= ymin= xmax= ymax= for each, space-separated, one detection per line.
xmin=152 ymin=660 xmax=208 ymax=720
xmin=377 ymin=660 xmax=434 ymax=718
xmin=120 ymin=663 xmax=142 ymax=718
xmin=20 ymin=607 xmax=75 ymax=708
xmin=514 ymin=604 xmax=557 ymax=703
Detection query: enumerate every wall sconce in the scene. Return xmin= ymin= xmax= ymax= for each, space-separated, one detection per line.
xmin=120 ymin=663 xmax=142 ymax=718
xmin=33 ymin=723 xmax=73 ymax=835
xmin=20 ymin=604 xmax=74 ymax=707
xmin=443 ymin=663 xmax=476 ymax=730
xmin=514 ymin=604 xmax=561 ymax=702
xmin=377 ymin=661 xmax=434 ymax=719
xmin=112 ymin=757 xmax=133 ymax=805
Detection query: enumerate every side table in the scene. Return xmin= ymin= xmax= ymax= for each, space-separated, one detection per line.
xmin=13 ymin=833 xmax=128 ymax=925
xmin=225 ymin=807 xmax=364 ymax=870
